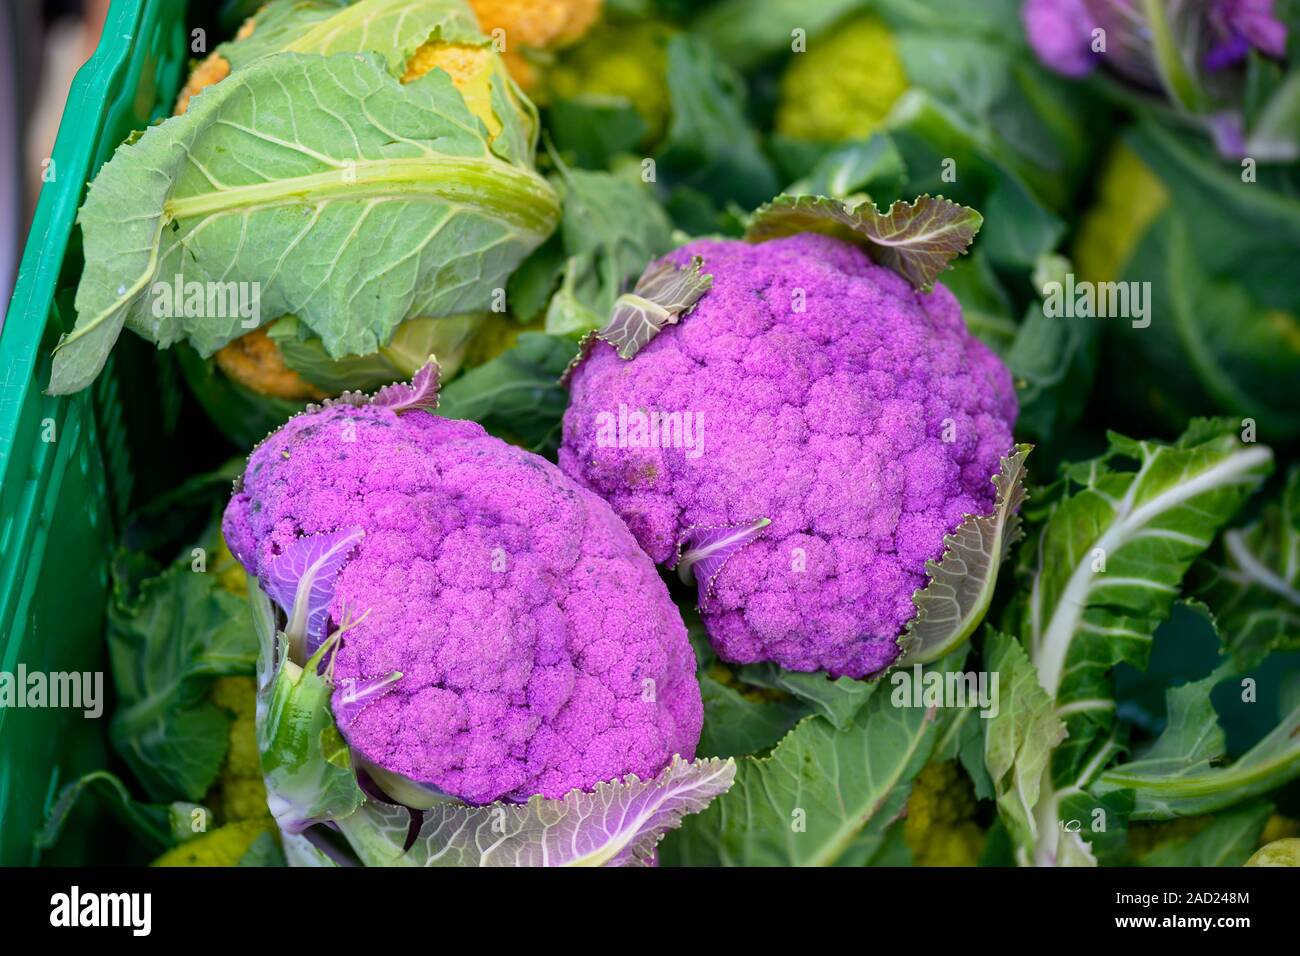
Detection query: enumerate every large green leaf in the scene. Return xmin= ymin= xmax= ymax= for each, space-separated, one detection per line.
xmin=886 ymin=92 xmax=1066 ymax=268
xmin=696 ymin=675 xmax=806 ymax=759
xmin=1193 ymin=467 xmax=1300 ymax=668
xmin=1128 ymin=121 xmax=1300 ymax=305
xmin=51 ymin=48 xmax=558 ymax=394
xmin=734 ymin=663 xmax=877 ymax=731
xmin=1010 ymin=421 xmax=1272 ymax=863
xmin=690 ymin=0 xmax=869 ymax=70
xmin=1161 ymin=220 xmax=1300 ymax=438
xmin=1005 ymin=300 xmax=1100 ymax=442
xmin=782 ymin=135 xmax=908 ymax=203
xmin=658 ymin=675 xmax=938 ymax=866
xmin=208 ymin=0 xmax=540 ymax=168
xmin=1024 ymin=422 xmax=1271 ymax=712
xmin=341 ymin=756 xmax=736 ymax=867
xmin=107 ymin=534 xmax=256 ymax=803
xmin=1135 ymin=801 xmax=1273 ymax=867
xmin=940 ymin=250 xmax=1019 ymax=351
xmin=900 ymin=444 xmax=1031 ymax=665
xmin=36 ymin=771 xmax=180 ymax=860
xmin=1105 ymin=207 xmax=1300 ymax=440
xmin=540 ymin=167 xmax=675 ymax=337
xmin=655 ymin=35 xmax=779 ymax=210
xmin=220 ymin=0 xmax=471 ymax=78
xmin=1095 ymin=669 xmax=1300 ymax=820
xmin=874 ymin=0 xmax=1022 ymax=35
xmin=983 ymin=629 xmax=1066 ymax=858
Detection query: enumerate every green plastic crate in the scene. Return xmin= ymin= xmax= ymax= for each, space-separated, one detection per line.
xmin=0 ymin=0 xmax=189 ymax=865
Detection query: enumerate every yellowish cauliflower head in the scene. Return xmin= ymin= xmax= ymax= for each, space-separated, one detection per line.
xmin=404 ymin=40 xmax=506 ymax=138
xmin=173 ymin=12 xmax=257 ymax=115
xmin=468 ymin=0 xmax=603 ymax=90
xmin=1246 ymin=838 xmax=1300 ymax=867
xmin=469 ymin=0 xmax=601 ymax=50
xmin=208 ymin=675 xmax=270 ymax=825
xmin=775 ymin=15 xmax=908 ymax=142
xmin=212 ymin=324 xmax=325 ymax=401
xmin=152 ymin=819 xmax=275 ymax=867
xmin=214 ymin=534 xmax=248 ymax=598
xmin=1073 ymin=143 xmax=1170 ymax=284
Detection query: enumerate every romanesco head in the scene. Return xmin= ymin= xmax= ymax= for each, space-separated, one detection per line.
xmin=208 ymin=675 xmax=268 ymax=822
xmin=546 ymin=21 xmax=674 ymax=143
xmin=903 ymin=761 xmax=985 ymax=866
xmin=214 ymin=533 xmax=249 ymax=597
xmin=775 ymin=15 xmax=908 ymax=142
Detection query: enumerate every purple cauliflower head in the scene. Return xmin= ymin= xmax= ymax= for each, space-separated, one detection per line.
xmin=1023 ymin=0 xmax=1287 ymax=78
xmin=558 ymin=234 xmax=1017 ymax=679
xmin=223 ymin=401 xmax=702 ymax=806
xmin=1022 ymin=0 xmax=1103 ymax=78
xmin=1206 ymin=0 xmax=1288 ymax=68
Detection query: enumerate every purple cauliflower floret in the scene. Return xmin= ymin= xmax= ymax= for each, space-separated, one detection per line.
xmin=558 ymin=234 xmax=1017 ymax=679
xmin=223 ymin=403 xmax=702 ymax=805
xmin=1022 ymin=0 xmax=1102 ymax=78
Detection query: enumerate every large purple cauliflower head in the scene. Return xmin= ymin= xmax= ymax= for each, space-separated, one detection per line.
xmin=558 ymin=234 xmax=1017 ymax=679
xmin=223 ymin=402 xmax=702 ymax=805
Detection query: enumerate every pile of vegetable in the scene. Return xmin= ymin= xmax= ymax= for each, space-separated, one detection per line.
xmin=34 ymin=0 xmax=1300 ymax=867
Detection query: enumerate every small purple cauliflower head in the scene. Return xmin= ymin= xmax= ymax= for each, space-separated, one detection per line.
xmin=1022 ymin=0 xmax=1103 ymax=78
xmin=1023 ymin=0 xmax=1287 ymax=78
xmin=558 ymin=234 xmax=1017 ymax=679
xmin=223 ymin=400 xmax=702 ymax=805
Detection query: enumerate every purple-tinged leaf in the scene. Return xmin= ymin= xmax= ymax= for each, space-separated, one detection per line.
xmin=673 ymin=517 xmax=772 ymax=608
xmin=357 ymin=759 xmax=459 ymax=811
xmin=372 ymin=362 xmax=440 ymax=414
xmin=334 ymin=671 xmax=403 ymax=730
xmin=342 ymin=755 xmax=736 ymax=866
xmin=560 ymin=256 xmax=712 ymax=386
xmin=898 ymin=445 xmax=1032 ymax=666
xmin=602 ymin=255 xmax=712 ymax=359
xmin=1084 ymin=0 xmax=1164 ymax=88
xmin=745 ymin=194 xmax=982 ymax=291
xmin=262 ymin=527 xmax=365 ymax=658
